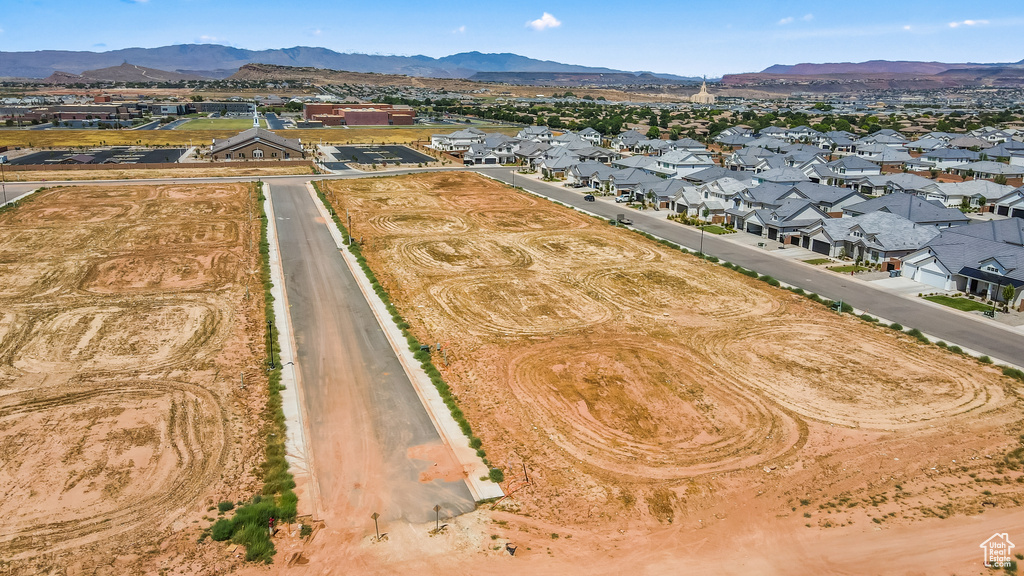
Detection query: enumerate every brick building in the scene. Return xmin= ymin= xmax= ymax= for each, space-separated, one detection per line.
xmin=303 ymin=103 xmax=415 ymax=126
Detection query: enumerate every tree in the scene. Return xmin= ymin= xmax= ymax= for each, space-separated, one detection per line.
xmin=1003 ymin=284 xmax=1017 ymax=307
xmin=646 ymin=126 xmax=661 ymax=139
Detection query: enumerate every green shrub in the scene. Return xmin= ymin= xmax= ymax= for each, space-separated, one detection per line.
xmin=936 ymin=341 xmax=947 ymax=348
xmin=489 ymin=468 xmax=505 ymax=483
xmin=949 ymin=345 xmax=964 ymax=355
xmin=1002 ymin=367 xmax=1024 ymax=382
xmin=979 ymin=355 xmax=993 ymax=364
xmin=859 ymin=314 xmax=876 ymax=322
xmin=218 ymin=500 xmax=235 ymax=513
xmin=889 ymin=323 xmax=903 ymax=331
xmin=211 ymin=518 xmax=234 ymax=541
xmin=758 ymin=275 xmax=780 ymax=287
xmin=906 ymin=328 xmax=929 ymax=344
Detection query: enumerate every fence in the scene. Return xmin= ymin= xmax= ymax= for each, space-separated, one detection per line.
xmin=5 ymin=160 xmax=315 ymax=172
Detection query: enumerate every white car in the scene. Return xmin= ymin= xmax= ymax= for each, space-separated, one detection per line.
xmin=615 ymin=195 xmax=630 ymax=203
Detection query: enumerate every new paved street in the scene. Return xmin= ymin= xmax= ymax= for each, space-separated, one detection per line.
xmin=269 ymin=180 xmax=474 ymax=525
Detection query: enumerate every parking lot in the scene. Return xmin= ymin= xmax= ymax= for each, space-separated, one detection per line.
xmin=9 ymin=147 xmax=186 ymax=165
xmin=331 ymin=145 xmax=433 ymax=166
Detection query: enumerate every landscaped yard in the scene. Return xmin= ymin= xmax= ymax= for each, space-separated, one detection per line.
xmin=803 ymin=258 xmax=833 ymax=265
xmin=924 ymin=295 xmax=994 ymax=312
xmin=828 ymin=265 xmax=870 ymax=273
xmin=700 ymin=225 xmax=733 ymax=235
xmin=174 ymin=118 xmax=266 ymax=130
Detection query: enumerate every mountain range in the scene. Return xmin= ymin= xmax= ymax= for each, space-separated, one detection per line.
xmin=0 ymin=44 xmax=699 ymax=82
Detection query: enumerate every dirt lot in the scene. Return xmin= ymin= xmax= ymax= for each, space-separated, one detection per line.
xmin=0 ymin=183 xmax=268 ymax=574
xmin=305 ymin=171 xmax=1024 ymax=574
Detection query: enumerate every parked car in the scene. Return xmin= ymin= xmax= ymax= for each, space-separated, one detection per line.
xmin=615 ymin=195 xmax=630 ymax=203
xmin=583 ymin=194 xmax=595 ymax=202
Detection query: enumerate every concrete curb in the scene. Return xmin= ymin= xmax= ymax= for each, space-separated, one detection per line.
xmin=305 ymin=182 xmax=503 ymax=502
xmin=263 ymin=183 xmax=321 ymax=519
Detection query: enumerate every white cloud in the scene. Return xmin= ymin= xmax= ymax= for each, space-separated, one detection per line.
xmin=453 ymin=25 xmax=466 ymax=34
xmin=312 ymin=28 xmax=322 ymax=36
xmin=903 ymin=25 xmax=912 ymax=30
xmin=778 ymin=16 xmax=794 ymax=25
xmin=527 ymin=12 xmax=561 ymax=31
xmin=779 ymin=14 xmax=812 ymax=25
xmin=199 ymin=35 xmax=221 ymax=42
xmin=802 ymin=14 xmax=814 ymax=21
xmin=949 ymin=19 xmax=989 ymax=28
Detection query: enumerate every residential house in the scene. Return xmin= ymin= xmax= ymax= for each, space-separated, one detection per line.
xmin=798 ymin=211 xmax=940 ymax=261
xmin=902 ymin=233 xmax=1024 ymax=307
xmin=951 ymin=161 xmax=1024 ymax=180
xmin=611 ymin=129 xmax=646 ymax=151
xmin=578 ymin=127 xmax=603 ymax=146
xmin=923 ymin=148 xmax=981 ymax=170
xmin=430 ymin=127 xmax=485 ymax=154
xmin=926 ymin=180 xmax=1014 ymax=208
xmin=568 ymin=161 xmax=616 ymax=189
xmin=843 ymin=193 xmax=970 ymax=228
xmin=752 ymin=166 xmax=810 ymax=185
xmin=656 ymin=149 xmax=716 ymax=177
xmin=991 ymin=187 xmax=1024 ymax=219
xmin=743 ymin=198 xmax=828 ymax=242
xmin=517 ymin=126 xmax=553 ymax=143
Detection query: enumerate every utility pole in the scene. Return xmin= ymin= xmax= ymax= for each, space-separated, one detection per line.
xmin=267 ymin=320 xmax=275 ymax=368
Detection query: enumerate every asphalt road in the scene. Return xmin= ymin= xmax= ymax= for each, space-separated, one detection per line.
xmin=269 ymin=180 xmax=474 ymax=525
xmin=482 ymin=168 xmax=1024 ymax=364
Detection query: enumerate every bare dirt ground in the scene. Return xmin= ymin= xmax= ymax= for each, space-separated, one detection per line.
xmin=283 ymin=171 xmax=1024 ymax=575
xmin=0 ymin=183 xmax=269 ymax=575
xmin=4 ymin=165 xmax=314 ymax=182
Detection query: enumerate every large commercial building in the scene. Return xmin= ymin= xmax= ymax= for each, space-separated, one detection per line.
xmin=303 ymin=103 xmax=415 ymax=126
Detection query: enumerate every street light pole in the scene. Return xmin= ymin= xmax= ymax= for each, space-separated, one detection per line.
xmin=1 ymin=160 xmax=6 ymax=207
xmin=699 ymin=226 xmax=705 ymax=257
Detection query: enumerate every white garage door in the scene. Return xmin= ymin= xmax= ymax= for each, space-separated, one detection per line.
xmin=915 ymin=267 xmax=947 ymax=289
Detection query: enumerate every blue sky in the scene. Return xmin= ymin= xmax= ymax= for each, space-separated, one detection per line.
xmin=2 ymin=0 xmax=1023 ymax=76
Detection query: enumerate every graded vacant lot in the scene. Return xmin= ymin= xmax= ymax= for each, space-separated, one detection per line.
xmin=314 ymin=171 xmax=1024 ymax=574
xmin=0 ymin=183 xmax=268 ymax=574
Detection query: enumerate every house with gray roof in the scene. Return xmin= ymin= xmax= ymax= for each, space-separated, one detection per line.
xmin=743 ymin=199 xmax=828 ymax=242
xmin=849 ymin=173 xmax=935 ymax=196
xmin=611 ymin=129 xmax=646 ymax=151
xmin=922 ymin=148 xmax=980 ymax=170
xmin=843 ymin=193 xmax=970 ymax=228
xmin=902 ymin=233 xmax=1024 ymax=308
xmin=568 ymin=161 xmax=617 ymax=189
xmin=793 ymin=182 xmax=867 ymax=213
xmin=517 ymin=125 xmax=553 ymax=143
xmin=430 ymin=127 xmax=485 ymax=153
xmin=753 ymin=166 xmax=810 ymax=185
xmin=798 ymin=211 xmax=940 ymax=261
xmin=944 ymin=218 xmax=1024 ymax=246
xmin=608 ymin=168 xmax=664 ymax=198
xmin=656 ymin=150 xmax=716 ymax=177
xmin=991 ymin=187 xmax=1024 ymax=219
xmin=683 ymin=166 xmax=755 ymax=185
xmin=578 ymin=127 xmax=603 ymax=146
xmin=951 ymin=161 xmax=1024 ymax=180
xmin=928 ymin=180 xmax=1014 ymax=208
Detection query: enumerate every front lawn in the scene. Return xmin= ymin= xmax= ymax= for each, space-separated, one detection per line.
xmin=924 ymin=295 xmax=994 ymax=312
xmin=803 ymin=258 xmax=832 ymax=265
xmin=700 ymin=225 xmax=732 ymax=235
xmin=828 ymin=265 xmax=870 ymax=273
xmin=175 ymin=118 xmax=266 ymax=130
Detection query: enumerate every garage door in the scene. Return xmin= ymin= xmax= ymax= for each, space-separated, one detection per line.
xmin=915 ymin=267 xmax=946 ymax=289
xmin=746 ymin=224 xmax=763 ymax=236
xmin=997 ymin=206 xmax=1009 ymax=216
xmin=767 ymin=228 xmax=778 ymax=241
xmin=484 ymin=157 xmax=497 ymax=164
xmin=1013 ymin=208 xmax=1024 ymax=219
xmin=811 ymin=239 xmax=830 ymax=255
